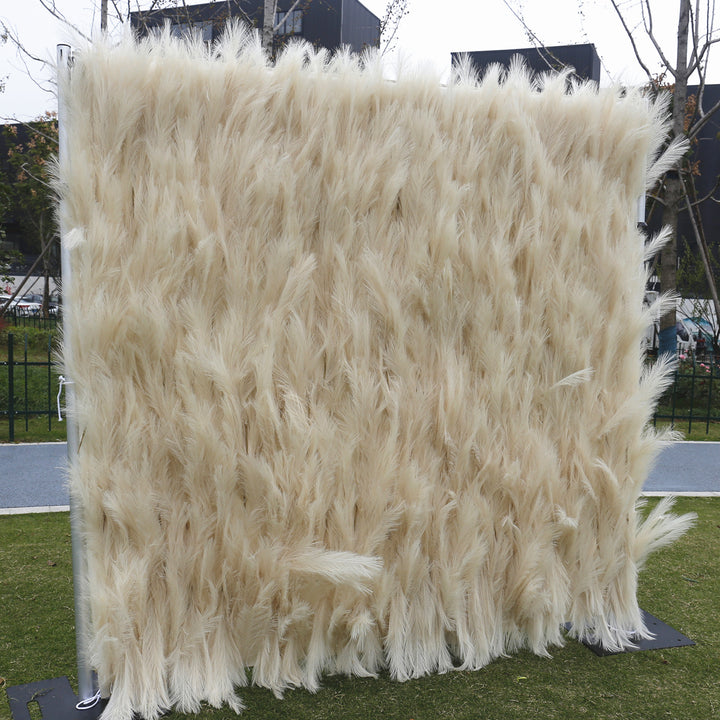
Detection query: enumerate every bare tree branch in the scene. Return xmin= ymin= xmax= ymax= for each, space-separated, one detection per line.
xmin=640 ymin=0 xmax=677 ymax=77
xmin=688 ymin=172 xmax=720 ymax=206
xmin=109 ymin=0 xmax=124 ymax=24
xmin=0 ymin=22 xmax=58 ymax=104
xmin=647 ymin=192 xmax=668 ymax=207
xmin=0 ymin=21 xmax=53 ymax=65
xmin=16 ymin=163 xmax=54 ymax=191
xmin=500 ymin=0 xmax=537 ymax=46
xmin=686 ymin=0 xmax=700 ymax=72
xmin=685 ymin=0 xmax=720 ymax=75
xmin=35 ymin=0 xmax=92 ymax=42
xmin=687 ymin=96 xmax=720 ymax=141
xmin=378 ymin=0 xmax=410 ymax=56
xmin=608 ymin=0 xmax=656 ymax=81
xmin=686 ymin=32 xmax=720 ymax=75
xmin=273 ymin=0 xmax=304 ymax=33
xmin=0 ymin=116 xmax=58 ymax=145
xmin=0 ymin=246 xmax=52 ymax=317
xmin=499 ymin=0 xmax=573 ymax=75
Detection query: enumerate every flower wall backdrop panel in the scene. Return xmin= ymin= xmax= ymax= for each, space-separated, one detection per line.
xmin=57 ymin=31 xmax=693 ymax=720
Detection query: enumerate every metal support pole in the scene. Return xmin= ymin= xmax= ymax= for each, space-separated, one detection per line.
xmin=57 ymin=43 xmax=98 ymax=704
xmin=8 ymin=332 xmax=14 ymax=442
xmin=637 ymin=191 xmax=646 ymax=228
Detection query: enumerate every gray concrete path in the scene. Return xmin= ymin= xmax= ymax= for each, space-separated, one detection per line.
xmin=642 ymin=441 xmax=720 ymax=494
xmin=0 ymin=442 xmax=69 ymax=513
xmin=0 ymin=441 xmax=718 ymax=514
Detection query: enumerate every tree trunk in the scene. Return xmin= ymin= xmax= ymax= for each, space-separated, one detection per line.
xmin=262 ymin=0 xmax=276 ymax=55
xmin=42 ymin=269 xmax=50 ymax=318
xmin=659 ymin=175 xmax=682 ymax=355
xmin=658 ymin=0 xmax=691 ymax=358
xmin=101 ymin=0 xmax=108 ymax=33
xmin=39 ymin=218 xmax=50 ymax=318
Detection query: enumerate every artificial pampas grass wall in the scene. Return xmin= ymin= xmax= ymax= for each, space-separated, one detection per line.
xmin=57 ymin=30 xmax=693 ymax=720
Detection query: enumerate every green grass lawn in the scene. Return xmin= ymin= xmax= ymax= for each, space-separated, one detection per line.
xmin=1 ymin=327 xmax=65 ymax=443
xmin=651 ymin=420 xmax=720 ymax=442
xmin=0 ymin=415 xmax=67 ymax=443
xmin=1 ymin=498 xmax=718 ymax=720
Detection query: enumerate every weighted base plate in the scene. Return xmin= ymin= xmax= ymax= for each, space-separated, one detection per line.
xmin=566 ymin=609 xmax=695 ymax=656
xmin=6 ymin=677 xmax=107 ymax=720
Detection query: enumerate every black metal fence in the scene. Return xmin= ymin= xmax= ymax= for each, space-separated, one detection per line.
xmin=653 ymin=358 xmax=720 ymax=433
xmin=1 ymin=331 xmax=60 ymax=441
xmin=2 ymin=327 xmax=718 ymax=442
xmin=2 ymin=309 xmax=60 ymax=331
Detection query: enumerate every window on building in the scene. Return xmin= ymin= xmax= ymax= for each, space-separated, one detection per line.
xmin=274 ymin=10 xmax=303 ymax=35
xmin=169 ymin=20 xmax=213 ymax=44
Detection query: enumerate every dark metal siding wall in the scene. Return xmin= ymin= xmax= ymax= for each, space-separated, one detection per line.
xmin=452 ymin=43 xmax=602 ymax=83
xmin=131 ymin=1 xmax=379 ymax=54
xmin=130 ymin=1 xmax=260 ymax=40
xmin=300 ymin=0 xmax=342 ymax=52
xmin=341 ymin=0 xmax=381 ymax=52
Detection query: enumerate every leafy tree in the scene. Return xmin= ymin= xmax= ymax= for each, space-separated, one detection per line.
xmin=0 ymin=113 xmax=59 ymax=317
xmin=1 ymin=194 xmax=23 ymax=295
xmin=0 ymin=50 xmax=22 ymax=300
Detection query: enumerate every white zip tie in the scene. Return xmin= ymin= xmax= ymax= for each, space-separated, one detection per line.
xmin=76 ymin=689 xmax=102 ymax=710
xmin=57 ymin=375 xmax=74 ymax=421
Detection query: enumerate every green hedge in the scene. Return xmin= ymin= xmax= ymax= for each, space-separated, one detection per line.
xmin=0 ymin=325 xmax=58 ymax=356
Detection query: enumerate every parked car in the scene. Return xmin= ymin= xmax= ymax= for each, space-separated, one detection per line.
xmin=0 ymin=293 xmax=20 ymax=314
xmin=642 ymin=295 xmax=716 ymax=357
xmin=676 ymin=319 xmax=693 ymax=354
xmin=1 ymin=293 xmax=57 ymax=317
xmin=16 ymin=295 xmax=41 ymax=316
xmin=21 ymin=293 xmax=58 ymax=315
xmin=676 ymin=317 xmax=714 ymax=357
xmin=681 ymin=317 xmax=714 ymax=357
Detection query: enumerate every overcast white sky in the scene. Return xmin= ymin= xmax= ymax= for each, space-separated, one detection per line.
xmin=1 ymin=0 xmax=718 ymax=121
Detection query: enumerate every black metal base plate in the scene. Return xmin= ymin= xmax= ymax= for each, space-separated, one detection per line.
xmin=566 ymin=609 xmax=695 ymax=656
xmin=6 ymin=677 xmax=108 ymax=720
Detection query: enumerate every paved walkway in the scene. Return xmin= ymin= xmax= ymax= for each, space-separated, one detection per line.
xmin=0 ymin=442 xmax=69 ymax=513
xmin=642 ymin=441 xmax=720 ymax=495
xmin=1 ymin=441 xmax=718 ymax=515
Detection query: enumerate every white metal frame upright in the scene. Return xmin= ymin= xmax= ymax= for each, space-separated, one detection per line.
xmin=57 ymin=43 xmax=98 ymax=706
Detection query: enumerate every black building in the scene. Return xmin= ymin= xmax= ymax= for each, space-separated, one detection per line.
xmin=130 ymin=0 xmax=380 ymax=55
xmin=666 ymin=83 xmax=720 ymax=298
xmin=451 ymin=43 xmax=601 ymax=83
